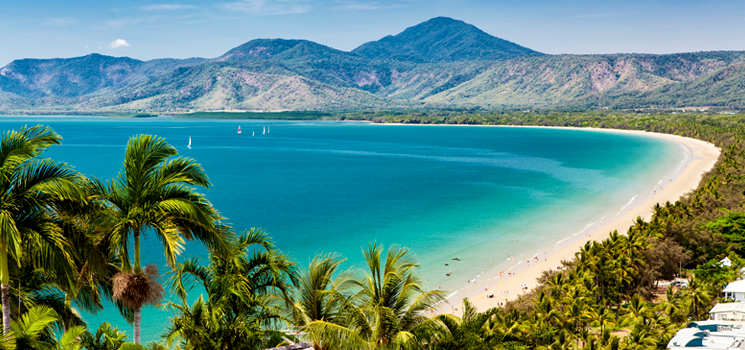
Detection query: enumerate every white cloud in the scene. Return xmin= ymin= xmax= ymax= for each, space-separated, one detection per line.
xmin=142 ymin=4 xmax=197 ymax=10
xmin=110 ymin=39 xmax=130 ymax=49
xmin=220 ymin=0 xmax=312 ymax=15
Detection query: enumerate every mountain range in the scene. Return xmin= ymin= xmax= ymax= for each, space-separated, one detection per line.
xmin=1 ymin=16 xmax=744 ymax=112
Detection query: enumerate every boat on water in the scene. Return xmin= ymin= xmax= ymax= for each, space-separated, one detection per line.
xmin=187 ymin=136 xmax=191 ymax=149
xmin=268 ymin=126 xmax=270 ymax=133
xmin=238 ymin=126 xmax=242 ymax=134
xmin=263 ymin=126 xmax=266 ymax=135
xmin=252 ymin=131 xmax=254 ymax=136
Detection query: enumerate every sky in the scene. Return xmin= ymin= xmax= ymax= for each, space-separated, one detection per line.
xmin=2 ymin=0 xmax=745 ymax=66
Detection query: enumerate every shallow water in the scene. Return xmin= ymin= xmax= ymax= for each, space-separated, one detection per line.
xmin=0 ymin=117 xmax=685 ymax=343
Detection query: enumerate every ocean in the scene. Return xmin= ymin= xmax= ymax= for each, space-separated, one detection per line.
xmin=0 ymin=116 xmax=686 ymax=343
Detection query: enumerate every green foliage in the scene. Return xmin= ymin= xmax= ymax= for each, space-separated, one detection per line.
xmin=304 ymin=242 xmax=449 ymax=350
xmin=108 ymin=113 xmax=159 ymax=118
xmin=164 ymin=229 xmax=296 ymax=350
xmin=704 ymin=211 xmax=745 ymax=254
xmin=174 ymin=111 xmax=330 ymax=120
xmin=78 ymin=322 xmax=128 ymax=350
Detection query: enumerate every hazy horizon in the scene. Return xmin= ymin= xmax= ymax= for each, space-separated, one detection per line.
xmin=2 ymin=0 xmax=745 ymax=66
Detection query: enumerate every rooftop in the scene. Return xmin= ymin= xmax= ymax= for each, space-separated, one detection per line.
xmin=710 ymin=303 xmax=745 ymax=314
xmin=724 ymin=280 xmax=745 ymax=293
xmin=668 ymin=322 xmax=745 ymax=349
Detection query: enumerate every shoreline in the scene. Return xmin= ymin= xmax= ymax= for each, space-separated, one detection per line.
xmin=423 ymin=127 xmax=721 ymax=315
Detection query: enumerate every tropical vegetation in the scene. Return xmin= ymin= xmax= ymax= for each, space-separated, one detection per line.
xmin=1 ymin=110 xmax=745 ymax=349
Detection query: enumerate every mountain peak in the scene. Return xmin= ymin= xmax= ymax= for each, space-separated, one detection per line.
xmin=352 ymin=16 xmax=543 ymax=62
xmin=216 ymin=38 xmax=355 ymax=62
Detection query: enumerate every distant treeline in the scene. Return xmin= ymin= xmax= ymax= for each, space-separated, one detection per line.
xmin=107 ymin=112 xmax=159 ymax=118
xmin=174 ymin=111 xmax=331 ymax=120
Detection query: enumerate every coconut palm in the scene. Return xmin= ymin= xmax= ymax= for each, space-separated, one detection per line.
xmin=305 ymin=242 xmax=448 ymax=350
xmin=164 ymin=228 xmax=295 ymax=350
xmin=0 ymin=125 xmax=87 ymax=336
xmin=684 ymin=277 xmax=713 ymax=320
xmin=483 ymin=308 xmax=524 ymax=345
xmin=92 ymin=134 xmax=232 ymax=344
xmin=423 ymin=298 xmax=491 ymax=350
xmin=290 ymin=253 xmax=356 ymax=349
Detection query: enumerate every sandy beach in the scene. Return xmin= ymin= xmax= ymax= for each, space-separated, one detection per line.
xmin=437 ymin=128 xmax=721 ymax=316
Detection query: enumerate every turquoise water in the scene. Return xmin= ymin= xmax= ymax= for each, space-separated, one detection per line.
xmin=0 ymin=117 xmax=685 ymax=342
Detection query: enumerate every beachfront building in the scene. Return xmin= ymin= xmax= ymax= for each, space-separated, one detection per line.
xmin=723 ymin=280 xmax=745 ymax=302
xmin=667 ymin=321 xmax=745 ymax=349
xmin=710 ymin=303 xmax=745 ymax=322
xmin=667 ymin=281 xmax=745 ymax=349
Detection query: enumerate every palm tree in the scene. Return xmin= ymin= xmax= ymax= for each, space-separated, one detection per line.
xmin=484 ymin=308 xmax=524 ymax=344
xmin=78 ymin=322 xmax=128 ymax=350
xmin=684 ymin=277 xmax=712 ymax=320
xmin=423 ymin=299 xmax=489 ymax=350
xmin=0 ymin=305 xmax=86 ymax=350
xmin=290 ymin=253 xmax=355 ymax=349
xmin=93 ymin=134 xmax=232 ymax=344
xmin=305 ymin=242 xmax=448 ymax=349
xmin=0 ymin=125 xmax=87 ymax=336
xmin=164 ymin=229 xmax=295 ymax=349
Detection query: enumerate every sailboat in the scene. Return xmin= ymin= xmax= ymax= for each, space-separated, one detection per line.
xmin=237 ymin=126 xmax=242 ymax=134
xmin=268 ymin=126 xmax=270 ymax=133
xmin=263 ymin=126 xmax=266 ymax=135
xmin=252 ymin=130 xmax=254 ymax=136
xmin=187 ymin=136 xmax=192 ymax=149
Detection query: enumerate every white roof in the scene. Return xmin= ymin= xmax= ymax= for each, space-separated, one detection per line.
xmin=710 ymin=302 xmax=745 ymax=314
xmin=721 ymin=257 xmax=733 ymax=267
xmin=723 ymin=280 xmax=745 ymax=293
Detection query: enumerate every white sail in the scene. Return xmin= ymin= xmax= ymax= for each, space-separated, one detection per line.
xmin=263 ymin=126 xmax=266 ymax=135
xmin=188 ymin=136 xmax=192 ymax=149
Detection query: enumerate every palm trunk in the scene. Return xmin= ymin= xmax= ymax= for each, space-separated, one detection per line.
xmin=133 ymin=231 xmax=142 ymax=344
xmin=63 ymin=293 xmax=71 ymax=332
xmin=0 ymin=243 xmax=10 ymax=336
xmin=134 ymin=231 xmax=141 ymax=273
xmin=134 ymin=307 xmax=141 ymax=344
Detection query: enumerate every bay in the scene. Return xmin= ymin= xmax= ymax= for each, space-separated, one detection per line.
xmin=0 ymin=116 xmax=685 ymax=343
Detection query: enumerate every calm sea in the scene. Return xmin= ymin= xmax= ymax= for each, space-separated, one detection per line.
xmin=0 ymin=116 xmax=685 ymax=343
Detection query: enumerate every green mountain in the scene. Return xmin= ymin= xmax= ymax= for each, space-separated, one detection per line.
xmin=215 ymin=38 xmax=416 ymax=93
xmin=352 ymin=17 xmax=544 ymax=63
xmin=0 ymin=54 xmax=206 ymax=100
xmin=419 ymin=52 xmax=745 ymax=108
xmin=75 ymin=61 xmax=390 ymax=112
xmin=1 ymin=17 xmax=744 ymax=113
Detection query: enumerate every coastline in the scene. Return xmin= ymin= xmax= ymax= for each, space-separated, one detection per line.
xmin=426 ymin=127 xmax=721 ymax=316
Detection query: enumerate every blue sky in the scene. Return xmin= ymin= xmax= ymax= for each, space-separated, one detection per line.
xmin=2 ymin=0 xmax=744 ymax=66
